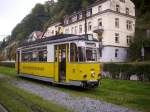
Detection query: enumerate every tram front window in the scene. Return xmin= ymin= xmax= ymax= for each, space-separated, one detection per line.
xmin=86 ymin=48 xmax=97 ymax=61
xmin=78 ymin=47 xmax=86 ymax=62
xmin=78 ymin=47 xmax=97 ymax=62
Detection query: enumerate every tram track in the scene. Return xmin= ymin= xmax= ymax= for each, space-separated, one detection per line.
xmin=0 ymin=74 xmax=70 ymax=112
xmin=12 ymin=78 xmax=139 ymax=112
xmin=0 ymin=73 xmax=141 ymax=112
xmin=0 ymin=103 xmax=8 ymax=112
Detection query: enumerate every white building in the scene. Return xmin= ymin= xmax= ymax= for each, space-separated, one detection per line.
xmin=28 ymin=31 xmax=44 ymax=42
xmin=44 ymin=22 xmax=63 ymax=37
xmin=45 ymin=0 xmax=136 ymax=62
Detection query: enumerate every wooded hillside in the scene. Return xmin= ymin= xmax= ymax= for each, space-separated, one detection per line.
xmin=0 ymin=0 xmax=150 ymax=61
xmin=1 ymin=0 xmax=149 ymax=45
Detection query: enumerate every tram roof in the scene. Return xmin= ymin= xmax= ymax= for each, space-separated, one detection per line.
xmin=20 ymin=34 xmax=98 ymax=47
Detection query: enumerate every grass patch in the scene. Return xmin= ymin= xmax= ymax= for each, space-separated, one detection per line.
xmin=0 ymin=66 xmax=150 ymax=112
xmin=0 ymin=81 xmax=70 ymax=112
xmin=0 ymin=66 xmax=70 ymax=112
xmin=56 ymin=79 xmax=150 ymax=112
xmin=0 ymin=66 xmax=16 ymax=76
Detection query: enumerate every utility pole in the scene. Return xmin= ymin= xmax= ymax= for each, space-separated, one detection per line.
xmin=82 ymin=0 xmax=88 ymax=36
xmin=84 ymin=10 xmax=87 ymax=35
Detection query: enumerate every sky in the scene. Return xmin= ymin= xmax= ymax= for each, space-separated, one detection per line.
xmin=0 ymin=0 xmax=48 ymax=41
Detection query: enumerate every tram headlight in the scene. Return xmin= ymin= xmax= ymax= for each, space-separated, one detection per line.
xmin=98 ymin=73 xmax=101 ymax=77
xmin=83 ymin=74 xmax=87 ymax=78
xmin=91 ymin=71 xmax=95 ymax=77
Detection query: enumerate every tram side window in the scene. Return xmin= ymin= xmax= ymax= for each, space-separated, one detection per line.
xmin=54 ymin=46 xmax=58 ymax=62
xmin=78 ymin=47 xmax=86 ymax=62
xmin=32 ymin=51 xmax=39 ymax=61
xmin=22 ymin=52 xmax=32 ymax=61
xmin=70 ymin=43 xmax=78 ymax=62
xmin=39 ymin=51 xmax=47 ymax=61
xmin=22 ymin=49 xmax=47 ymax=62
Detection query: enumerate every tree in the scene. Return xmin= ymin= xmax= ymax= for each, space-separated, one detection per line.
xmin=5 ymin=0 xmax=150 ymax=61
xmin=10 ymin=3 xmax=52 ymax=42
xmin=8 ymin=0 xmax=96 ymax=43
xmin=128 ymin=0 xmax=150 ymax=61
xmin=0 ymin=50 xmax=4 ymax=61
xmin=128 ymin=28 xmax=150 ymax=61
xmin=0 ymin=39 xmax=7 ymax=49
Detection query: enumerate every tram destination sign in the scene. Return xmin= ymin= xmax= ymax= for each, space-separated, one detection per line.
xmin=85 ymin=42 xmax=96 ymax=47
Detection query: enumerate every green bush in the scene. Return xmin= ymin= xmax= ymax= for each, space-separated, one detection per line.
xmin=0 ymin=62 xmax=15 ymax=68
xmin=103 ymin=62 xmax=150 ymax=82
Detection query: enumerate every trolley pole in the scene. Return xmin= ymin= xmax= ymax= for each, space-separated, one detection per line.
xmin=84 ymin=10 xmax=87 ymax=35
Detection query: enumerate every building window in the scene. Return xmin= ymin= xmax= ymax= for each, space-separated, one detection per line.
xmin=98 ymin=18 xmax=102 ymax=26
xmin=75 ymin=26 xmax=78 ymax=34
xmin=52 ymin=30 xmax=54 ymax=35
xmin=115 ymin=18 xmax=119 ymax=28
xmin=120 ymin=0 xmax=125 ymax=3
xmin=116 ymin=5 xmax=120 ymax=12
xmin=79 ymin=25 xmax=82 ymax=33
xmin=127 ymin=35 xmax=132 ymax=45
xmin=72 ymin=15 xmax=77 ymax=22
xmin=126 ymin=20 xmax=132 ymax=30
xmin=115 ymin=33 xmax=119 ymax=43
xmin=64 ymin=19 xmax=69 ymax=25
xmin=86 ymin=9 xmax=92 ymax=17
xmin=69 ymin=18 xmax=72 ymax=23
xmin=115 ymin=49 xmax=119 ymax=58
xmin=65 ymin=29 xmax=69 ymax=34
xmin=79 ymin=13 xmax=82 ymax=20
xmin=98 ymin=5 xmax=102 ymax=12
xmin=71 ymin=27 xmax=74 ymax=34
xmin=126 ymin=7 xmax=129 ymax=15
xmin=88 ymin=22 xmax=92 ymax=31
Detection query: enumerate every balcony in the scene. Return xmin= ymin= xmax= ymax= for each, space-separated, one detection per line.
xmin=93 ymin=26 xmax=104 ymax=34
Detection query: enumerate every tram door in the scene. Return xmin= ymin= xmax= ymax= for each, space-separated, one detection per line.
xmin=17 ymin=51 xmax=20 ymax=74
xmin=54 ymin=44 xmax=68 ymax=82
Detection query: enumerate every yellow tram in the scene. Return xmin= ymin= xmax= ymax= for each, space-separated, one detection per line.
xmin=16 ymin=34 xmax=101 ymax=88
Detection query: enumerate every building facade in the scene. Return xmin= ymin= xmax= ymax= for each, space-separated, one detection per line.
xmin=44 ymin=0 xmax=136 ymax=62
xmin=44 ymin=22 xmax=63 ymax=37
xmin=28 ymin=31 xmax=44 ymax=42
